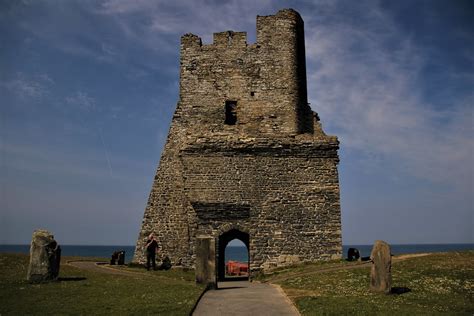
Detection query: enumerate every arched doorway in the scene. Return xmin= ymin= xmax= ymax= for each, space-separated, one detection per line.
xmin=217 ymin=229 xmax=249 ymax=281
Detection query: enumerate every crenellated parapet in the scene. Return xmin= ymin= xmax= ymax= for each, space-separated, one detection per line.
xmin=178 ymin=9 xmax=316 ymax=136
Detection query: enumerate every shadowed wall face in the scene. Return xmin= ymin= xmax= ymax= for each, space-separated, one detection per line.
xmin=133 ymin=9 xmax=342 ymax=274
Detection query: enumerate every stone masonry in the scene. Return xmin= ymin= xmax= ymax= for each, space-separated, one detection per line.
xmin=133 ymin=9 xmax=342 ymax=275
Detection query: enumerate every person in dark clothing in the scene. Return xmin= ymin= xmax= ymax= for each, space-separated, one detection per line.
xmin=145 ymin=233 xmax=159 ymax=271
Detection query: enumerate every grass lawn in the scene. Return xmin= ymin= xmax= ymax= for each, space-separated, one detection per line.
xmin=264 ymin=251 xmax=474 ymax=315
xmin=0 ymin=253 xmax=204 ymax=315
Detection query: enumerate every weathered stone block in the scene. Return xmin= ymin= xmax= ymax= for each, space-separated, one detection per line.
xmin=195 ymin=236 xmax=216 ymax=288
xmin=370 ymin=240 xmax=391 ymax=293
xmin=27 ymin=229 xmax=61 ymax=283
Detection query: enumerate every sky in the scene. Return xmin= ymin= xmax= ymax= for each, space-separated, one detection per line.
xmin=1 ymin=0 xmax=473 ymax=246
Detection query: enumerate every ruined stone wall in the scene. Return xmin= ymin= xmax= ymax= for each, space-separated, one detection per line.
xmin=134 ymin=121 xmax=191 ymax=266
xmin=181 ymin=138 xmax=342 ymax=271
xmin=179 ymin=9 xmax=313 ymax=136
xmin=133 ymin=9 xmax=342 ymax=272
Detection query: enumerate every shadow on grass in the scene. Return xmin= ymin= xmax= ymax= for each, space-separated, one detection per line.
xmin=57 ymin=277 xmax=87 ymax=282
xmin=391 ymin=287 xmax=411 ymax=295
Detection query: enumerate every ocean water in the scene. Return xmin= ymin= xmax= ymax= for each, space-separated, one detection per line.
xmin=225 ymin=246 xmax=249 ymax=263
xmin=1 ymin=243 xmax=472 ymax=264
xmin=225 ymin=244 xmax=474 ymax=263
xmin=342 ymin=244 xmax=473 ymax=259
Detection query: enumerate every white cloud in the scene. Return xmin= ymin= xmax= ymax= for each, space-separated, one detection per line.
xmin=98 ymin=0 xmax=273 ymax=43
xmin=65 ymin=91 xmax=96 ymax=112
xmin=99 ymin=0 xmax=157 ymax=14
xmin=93 ymin=0 xmax=474 ymax=190
xmin=11 ymin=1 xmax=471 ymax=190
xmin=1 ymin=72 xmax=54 ymax=100
xmin=303 ymin=3 xmax=473 ymax=189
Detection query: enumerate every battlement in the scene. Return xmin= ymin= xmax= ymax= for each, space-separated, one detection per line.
xmin=181 ymin=33 xmax=202 ymax=48
xmin=180 ymin=9 xmax=303 ymax=50
xmin=213 ymin=31 xmax=247 ymax=47
xmin=181 ymin=31 xmax=248 ymax=49
xmin=178 ymin=8 xmax=313 ymax=136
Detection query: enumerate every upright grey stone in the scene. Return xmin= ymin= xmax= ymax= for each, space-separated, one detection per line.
xmin=27 ymin=229 xmax=61 ymax=283
xmin=195 ymin=236 xmax=216 ymax=289
xmin=370 ymin=240 xmax=391 ymax=294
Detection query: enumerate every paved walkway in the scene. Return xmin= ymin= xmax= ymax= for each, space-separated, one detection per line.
xmin=192 ymin=281 xmax=300 ymax=316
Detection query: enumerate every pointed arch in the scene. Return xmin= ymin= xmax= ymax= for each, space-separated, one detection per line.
xmin=217 ymin=227 xmax=249 ymax=281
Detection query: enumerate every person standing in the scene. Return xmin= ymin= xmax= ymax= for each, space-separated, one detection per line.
xmin=145 ymin=233 xmax=159 ymax=271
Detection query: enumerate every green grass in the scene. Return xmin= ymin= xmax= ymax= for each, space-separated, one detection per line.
xmin=254 ymin=258 xmax=359 ymax=281
xmin=0 ymin=253 xmax=204 ymax=315
xmin=3 ymin=252 xmax=472 ymax=315
xmin=264 ymin=251 xmax=474 ymax=315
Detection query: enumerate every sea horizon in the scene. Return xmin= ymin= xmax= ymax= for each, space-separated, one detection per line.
xmin=2 ymin=242 xmax=473 ymax=246
xmin=2 ymin=243 xmax=472 ymax=264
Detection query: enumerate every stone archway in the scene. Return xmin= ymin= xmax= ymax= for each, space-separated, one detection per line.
xmin=217 ymin=229 xmax=249 ymax=281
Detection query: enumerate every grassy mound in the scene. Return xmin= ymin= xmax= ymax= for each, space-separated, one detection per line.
xmin=0 ymin=253 xmax=204 ymax=315
xmin=263 ymin=251 xmax=473 ymax=315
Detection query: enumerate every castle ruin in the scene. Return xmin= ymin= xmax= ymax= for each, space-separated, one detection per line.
xmin=133 ymin=9 xmax=342 ymax=277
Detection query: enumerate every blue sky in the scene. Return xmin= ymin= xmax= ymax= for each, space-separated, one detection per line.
xmin=1 ymin=0 xmax=472 ymax=246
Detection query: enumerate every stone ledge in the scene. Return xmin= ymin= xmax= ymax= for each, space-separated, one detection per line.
xmin=181 ymin=136 xmax=339 ymax=157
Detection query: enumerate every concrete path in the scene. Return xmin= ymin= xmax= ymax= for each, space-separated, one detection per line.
xmin=193 ymin=281 xmax=300 ymax=316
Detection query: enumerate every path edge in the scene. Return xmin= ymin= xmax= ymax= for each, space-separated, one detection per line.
xmin=271 ymin=283 xmax=302 ymax=316
xmin=189 ymin=284 xmax=212 ymax=316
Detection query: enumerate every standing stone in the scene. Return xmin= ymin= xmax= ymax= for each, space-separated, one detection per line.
xmin=195 ymin=236 xmax=216 ymax=289
xmin=370 ymin=240 xmax=391 ymax=294
xmin=27 ymin=229 xmax=61 ymax=283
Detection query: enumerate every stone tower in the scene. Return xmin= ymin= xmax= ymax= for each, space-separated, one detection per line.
xmin=133 ymin=9 xmax=342 ymax=276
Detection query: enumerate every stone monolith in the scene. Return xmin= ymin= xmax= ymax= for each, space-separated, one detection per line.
xmin=27 ymin=229 xmax=61 ymax=283
xmin=195 ymin=236 xmax=216 ymax=289
xmin=370 ymin=240 xmax=391 ymax=294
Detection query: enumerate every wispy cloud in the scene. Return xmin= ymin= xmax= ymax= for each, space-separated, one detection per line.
xmin=2 ymin=1 xmax=472 ymax=244
xmin=97 ymin=0 xmax=273 ymax=43
xmin=1 ymin=141 xmax=148 ymax=182
xmin=1 ymin=72 xmax=54 ymax=100
xmin=303 ymin=2 xmax=473 ymax=189
xmin=65 ymin=91 xmax=96 ymax=112
xmin=11 ymin=1 xmax=152 ymax=76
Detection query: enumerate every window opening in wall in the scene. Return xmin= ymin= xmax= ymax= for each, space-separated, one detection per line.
xmin=225 ymin=101 xmax=237 ymax=125
xmin=250 ymin=91 xmax=255 ymax=97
